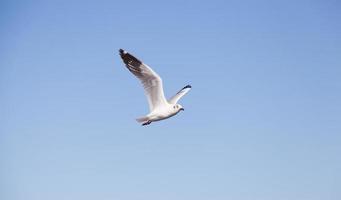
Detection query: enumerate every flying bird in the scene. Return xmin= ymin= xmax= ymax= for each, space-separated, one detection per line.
xmin=119 ymin=49 xmax=191 ymax=126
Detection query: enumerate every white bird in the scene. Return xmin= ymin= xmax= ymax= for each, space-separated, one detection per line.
xmin=119 ymin=49 xmax=191 ymax=126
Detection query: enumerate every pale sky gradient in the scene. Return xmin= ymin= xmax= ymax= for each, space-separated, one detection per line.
xmin=1 ymin=0 xmax=341 ymax=200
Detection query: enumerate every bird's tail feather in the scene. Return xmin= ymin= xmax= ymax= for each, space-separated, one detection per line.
xmin=136 ymin=116 xmax=149 ymax=123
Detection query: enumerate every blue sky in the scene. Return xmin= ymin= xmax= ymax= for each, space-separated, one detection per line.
xmin=1 ymin=0 xmax=341 ymax=199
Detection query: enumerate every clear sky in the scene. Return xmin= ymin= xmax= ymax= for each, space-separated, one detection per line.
xmin=1 ymin=0 xmax=341 ymax=199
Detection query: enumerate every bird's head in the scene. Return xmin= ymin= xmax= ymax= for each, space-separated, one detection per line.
xmin=173 ymin=104 xmax=184 ymax=112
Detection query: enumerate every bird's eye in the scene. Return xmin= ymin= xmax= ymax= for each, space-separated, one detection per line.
xmin=173 ymin=106 xmax=176 ymax=109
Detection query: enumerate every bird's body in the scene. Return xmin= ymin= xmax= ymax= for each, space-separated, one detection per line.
xmin=119 ymin=49 xmax=191 ymax=126
xmin=137 ymin=104 xmax=182 ymax=125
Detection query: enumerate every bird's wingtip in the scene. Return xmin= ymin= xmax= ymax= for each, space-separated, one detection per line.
xmin=119 ymin=49 xmax=126 ymax=55
xmin=183 ymin=85 xmax=192 ymax=89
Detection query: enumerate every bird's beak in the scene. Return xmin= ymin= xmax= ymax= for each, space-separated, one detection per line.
xmin=180 ymin=108 xmax=185 ymax=111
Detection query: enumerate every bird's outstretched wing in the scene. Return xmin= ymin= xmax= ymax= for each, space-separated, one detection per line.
xmin=119 ymin=49 xmax=168 ymax=111
xmin=168 ymin=85 xmax=191 ymax=104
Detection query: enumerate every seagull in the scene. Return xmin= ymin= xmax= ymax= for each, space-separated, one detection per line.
xmin=119 ymin=49 xmax=191 ymax=126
